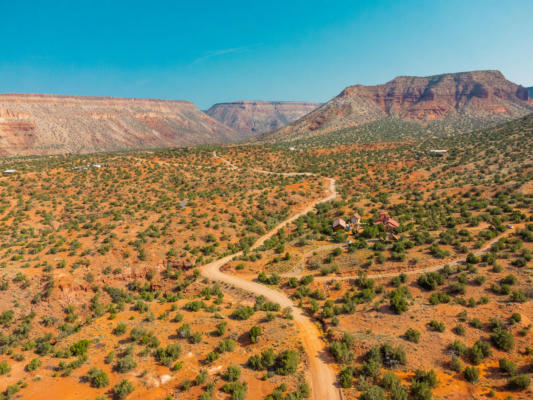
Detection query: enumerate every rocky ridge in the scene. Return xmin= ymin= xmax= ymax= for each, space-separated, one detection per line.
xmin=205 ymin=101 xmax=320 ymax=136
xmin=0 ymin=94 xmax=242 ymax=156
xmin=266 ymin=70 xmax=533 ymax=141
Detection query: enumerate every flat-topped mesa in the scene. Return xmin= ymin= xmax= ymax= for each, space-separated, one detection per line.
xmin=266 ymin=70 xmax=533 ymax=141
xmin=0 ymin=93 xmax=245 ymax=157
xmin=205 ymin=100 xmax=320 ymax=136
xmin=0 ymin=93 xmax=192 ymax=104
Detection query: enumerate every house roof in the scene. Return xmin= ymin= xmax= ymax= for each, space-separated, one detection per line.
xmin=352 ymin=213 xmax=361 ymax=219
xmin=332 ymin=218 xmax=347 ymax=228
xmin=385 ymin=218 xmax=400 ymax=228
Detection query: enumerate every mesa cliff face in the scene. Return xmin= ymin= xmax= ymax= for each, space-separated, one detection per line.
xmin=0 ymin=94 xmax=243 ymax=156
xmin=205 ymin=101 xmax=320 ymax=136
xmin=267 ymin=71 xmax=533 ymax=141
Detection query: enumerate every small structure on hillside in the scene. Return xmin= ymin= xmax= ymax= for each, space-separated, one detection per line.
xmin=374 ymin=211 xmax=400 ymax=240
xmin=332 ymin=218 xmax=348 ymax=231
xmin=165 ymin=258 xmax=194 ymax=271
xmin=3 ymin=169 xmax=16 ymax=174
xmin=350 ymin=212 xmax=362 ymax=233
xmin=429 ymin=149 xmax=447 ymax=156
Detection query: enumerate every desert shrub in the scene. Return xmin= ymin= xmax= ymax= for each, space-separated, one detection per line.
xmin=194 ymin=369 xmax=208 ymax=385
xmin=218 ymin=339 xmax=236 ymax=353
xmin=510 ymin=290 xmax=527 ymax=303
xmin=412 ymin=369 xmax=437 ymax=388
xmin=429 ymin=292 xmax=451 ymax=305
xmin=498 ymin=358 xmax=517 ymax=375
xmin=509 ymin=313 xmax=521 ymax=325
xmin=403 ymin=328 xmax=420 ymax=343
xmin=359 ymin=385 xmax=386 ymax=400
xmin=113 ymin=379 xmax=134 ymax=399
xmin=115 ymin=355 xmax=137 ymax=373
xmin=339 ymin=366 xmax=354 ymax=388
xmin=470 ymin=318 xmax=483 ymax=329
xmin=380 ymin=371 xmax=401 ymax=391
xmin=231 ymin=306 xmax=254 ymax=320
xmin=389 ymin=287 xmax=409 ymax=314
xmin=507 ymin=374 xmax=530 ymax=390
xmin=87 ymin=367 xmax=109 ymax=388
xmin=215 ymin=321 xmax=227 ymax=336
xmin=329 ymin=340 xmax=354 ymax=364
xmin=247 ymin=354 xmax=263 ymax=370
xmin=453 ymin=324 xmax=466 ymax=336
xmin=257 ymin=272 xmax=281 ymax=285
xmin=0 ymin=361 xmax=11 ymax=374
xmin=223 ymin=365 xmax=241 ymax=382
xmin=25 ymin=358 xmax=41 ymax=372
xmin=491 ymin=328 xmax=514 ymax=351
xmin=70 ymin=339 xmax=90 ymax=356
xmin=249 ymin=326 xmax=261 ymax=343
xmin=428 ymin=320 xmax=445 ymax=332
xmin=469 ymin=340 xmax=492 ymax=365
xmin=113 ymin=323 xmax=127 ymax=336
xmin=449 ymin=340 xmax=467 ymax=357
xmin=464 ymin=366 xmax=479 ymax=383
xmin=221 ymin=381 xmax=247 ymax=400
xmin=450 ymin=356 xmax=462 ymax=372
xmin=154 ymin=343 xmax=181 ymax=366
xmin=276 ymin=350 xmax=298 ymax=375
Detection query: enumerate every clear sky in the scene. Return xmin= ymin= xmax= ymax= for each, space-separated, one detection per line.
xmin=1 ymin=0 xmax=532 ymax=109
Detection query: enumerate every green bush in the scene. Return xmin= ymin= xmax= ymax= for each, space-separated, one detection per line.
xmin=507 ymin=374 xmax=530 ymax=390
xmin=498 ymin=358 xmax=516 ymax=375
xmin=223 ymin=365 xmax=241 ymax=382
xmin=469 ymin=340 xmax=492 ymax=365
xmin=359 ymin=385 xmax=386 ymax=400
xmin=115 ymin=355 xmax=137 ymax=373
xmin=249 ymin=326 xmax=261 ymax=343
xmin=25 ymin=358 xmax=41 ymax=372
xmin=276 ymin=350 xmax=298 ymax=375
xmin=113 ymin=379 xmax=134 ymax=399
xmin=428 ymin=320 xmax=445 ymax=332
xmin=70 ymin=339 xmax=90 ymax=356
xmin=464 ymin=366 xmax=479 ymax=383
xmin=403 ymin=328 xmax=420 ymax=343
xmin=231 ymin=306 xmax=254 ymax=320
xmin=0 ymin=361 xmax=11 ymax=375
xmin=339 ymin=366 xmax=354 ymax=388
xmin=491 ymin=328 xmax=514 ymax=352
xmin=87 ymin=367 xmax=109 ymax=388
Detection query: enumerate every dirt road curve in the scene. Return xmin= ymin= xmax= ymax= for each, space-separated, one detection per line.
xmin=203 ymin=153 xmax=340 ymax=400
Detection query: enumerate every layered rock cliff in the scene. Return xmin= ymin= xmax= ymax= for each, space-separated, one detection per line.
xmin=205 ymin=101 xmax=319 ymax=136
xmin=0 ymin=94 xmax=242 ymax=156
xmin=266 ymin=71 xmax=533 ymax=141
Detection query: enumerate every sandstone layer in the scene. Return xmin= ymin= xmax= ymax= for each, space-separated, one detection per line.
xmin=0 ymin=94 xmax=243 ymax=156
xmin=205 ymin=101 xmax=320 ymax=136
xmin=266 ymin=70 xmax=533 ymax=141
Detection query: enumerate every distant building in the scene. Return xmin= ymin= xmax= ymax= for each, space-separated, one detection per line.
xmin=350 ymin=213 xmax=362 ymax=233
xmin=3 ymin=169 xmax=16 ymax=174
xmin=429 ymin=149 xmax=447 ymax=156
xmin=374 ymin=211 xmax=400 ymax=240
xmin=332 ymin=218 xmax=348 ymax=231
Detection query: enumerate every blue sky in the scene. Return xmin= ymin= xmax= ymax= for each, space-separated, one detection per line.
xmin=1 ymin=0 xmax=532 ymax=109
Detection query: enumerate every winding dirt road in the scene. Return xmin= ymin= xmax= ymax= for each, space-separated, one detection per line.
xmin=202 ymin=153 xmax=340 ymax=400
xmin=204 ymin=152 xmax=518 ymax=399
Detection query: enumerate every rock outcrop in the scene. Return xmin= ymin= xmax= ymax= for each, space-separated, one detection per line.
xmin=0 ymin=94 xmax=243 ymax=156
xmin=205 ymin=101 xmax=319 ymax=136
xmin=266 ymin=71 xmax=533 ymax=141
